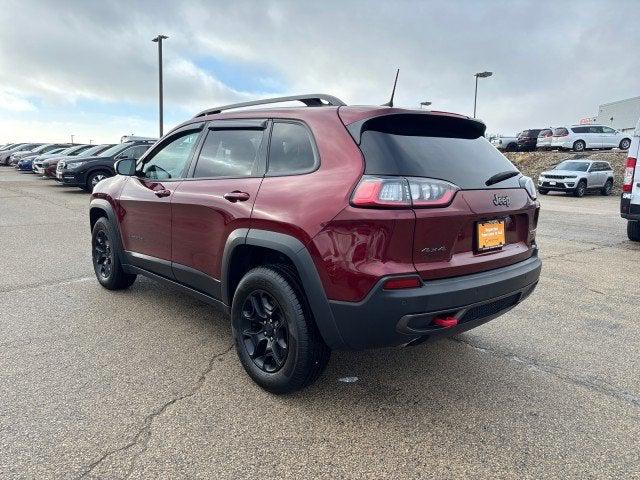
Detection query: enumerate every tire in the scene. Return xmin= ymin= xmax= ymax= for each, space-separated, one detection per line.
xmin=539 ymin=188 xmax=549 ymax=195
xmin=628 ymin=221 xmax=640 ymax=242
xmin=506 ymin=143 xmax=517 ymax=152
xmin=86 ymin=170 xmax=110 ymax=192
xmin=91 ymin=217 xmax=137 ymax=290
xmin=573 ymin=180 xmax=587 ymax=197
xmin=231 ymin=265 xmax=330 ymax=394
xmin=573 ymin=140 xmax=586 ymax=152
xmin=600 ymin=179 xmax=613 ymax=196
xmin=619 ymin=138 xmax=631 ymax=150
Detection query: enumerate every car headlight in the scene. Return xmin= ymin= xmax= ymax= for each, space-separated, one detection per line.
xmin=520 ymin=175 xmax=537 ymax=200
xmin=66 ymin=161 xmax=85 ymax=170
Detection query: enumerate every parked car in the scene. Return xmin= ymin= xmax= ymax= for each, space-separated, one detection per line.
xmin=551 ymin=125 xmax=631 ymax=152
xmin=0 ymin=143 xmax=19 ymax=151
xmin=517 ymin=129 xmax=543 ymax=151
xmin=490 ymin=135 xmax=518 ymax=152
xmin=57 ymin=141 xmax=154 ymax=191
xmin=9 ymin=143 xmax=70 ymax=166
xmin=34 ymin=144 xmax=92 ymax=177
xmin=536 ymin=129 xmax=554 ymax=150
xmin=17 ymin=146 xmax=68 ymax=171
xmin=620 ymin=118 xmax=640 ymax=241
xmin=88 ymin=94 xmax=541 ymax=393
xmin=538 ymin=159 xmax=614 ymax=197
xmin=0 ymin=143 xmax=43 ymax=165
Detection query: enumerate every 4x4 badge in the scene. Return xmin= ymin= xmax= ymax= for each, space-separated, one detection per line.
xmin=493 ymin=194 xmax=510 ymax=207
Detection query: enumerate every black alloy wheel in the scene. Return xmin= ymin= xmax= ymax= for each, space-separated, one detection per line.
xmin=239 ymin=289 xmax=289 ymax=373
xmin=93 ymin=229 xmax=113 ymax=280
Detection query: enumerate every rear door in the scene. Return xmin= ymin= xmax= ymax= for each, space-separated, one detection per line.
xmin=356 ymin=114 xmax=537 ymax=280
xmin=118 ymin=126 xmax=203 ymax=277
xmin=170 ymin=119 xmax=269 ymax=298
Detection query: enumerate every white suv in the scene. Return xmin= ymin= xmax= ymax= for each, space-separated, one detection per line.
xmin=551 ymin=125 xmax=631 ymax=152
xmin=620 ymin=117 xmax=640 ymax=241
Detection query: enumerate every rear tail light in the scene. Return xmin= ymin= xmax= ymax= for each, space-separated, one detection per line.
xmin=351 ymin=175 xmax=459 ymax=209
xmin=383 ymin=276 xmax=422 ymax=290
xmin=623 ymin=157 xmax=637 ymax=192
xmin=519 ymin=176 xmax=537 ymax=200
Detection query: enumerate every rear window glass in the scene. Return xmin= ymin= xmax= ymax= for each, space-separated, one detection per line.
xmin=553 ymin=128 xmax=569 ymax=135
xmin=359 ymin=115 xmax=520 ymax=190
xmin=538 ymin=129 xmax=551 ymax=137
xmin=571 ymin=127 xmax=588 ymax=133
xmin=194 ymin=129 xmax=264 ymax=178
xmin=267 ymin=122 xmax=317 ymax=175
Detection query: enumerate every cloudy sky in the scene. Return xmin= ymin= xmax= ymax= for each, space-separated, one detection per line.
xmin=1 ymin=0 xmax=638 ymax=144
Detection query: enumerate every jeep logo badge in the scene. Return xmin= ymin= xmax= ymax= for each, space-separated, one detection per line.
xmin=493 ymin=194 xmax=510 ymax=207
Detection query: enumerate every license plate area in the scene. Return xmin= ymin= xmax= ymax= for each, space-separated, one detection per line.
xmin=477 ymin=220 xmax=506 ymax=252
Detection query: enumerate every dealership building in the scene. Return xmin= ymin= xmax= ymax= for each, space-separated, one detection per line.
xmin=595 ymin=96 xmax=640 ymax=132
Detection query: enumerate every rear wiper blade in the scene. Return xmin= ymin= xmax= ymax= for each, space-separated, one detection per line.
xmin=485 ymin=170 xmax=519 ymax=186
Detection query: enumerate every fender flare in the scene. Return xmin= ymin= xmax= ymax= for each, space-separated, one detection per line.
xmin=221 ymin=229 xmax=346 ymax=350
xmin=89 ymin=198 xmax=126 ymax=258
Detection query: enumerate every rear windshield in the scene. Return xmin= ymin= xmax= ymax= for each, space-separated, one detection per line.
xmin=553 ymin=128 xmax=569 ymax=136
xmin=358 ymin=114 xmax=520 ymax=190
xmin=538 ymin=129 xmax=552 ymax=137
xmin=519 ymin=130 xmax=539 ymax=138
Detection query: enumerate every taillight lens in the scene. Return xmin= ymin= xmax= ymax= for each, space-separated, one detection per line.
xmin=623 ymin=157 xmax=637 ymax=192
xmin=351 ymin=175 xmax=459 ymax=209
xmin=519 ymin=176 xmax=537 ymax=200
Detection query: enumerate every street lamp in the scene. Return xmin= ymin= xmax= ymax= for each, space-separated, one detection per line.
xmin=152 ymin=34 xmax=169 ymax=137
xmin=70 ymin=134 xmax=75 ymax=145
xmin=420 ymin=101 xmax=432 ymax=109
xmin=473 ymin=71 xmax=493 ymax=118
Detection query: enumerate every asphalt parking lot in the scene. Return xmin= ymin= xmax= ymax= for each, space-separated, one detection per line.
xmin=1 ymin=169 xmax=639 ymax=479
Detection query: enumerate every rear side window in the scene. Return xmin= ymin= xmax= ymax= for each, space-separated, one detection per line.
xmin=358 ymin=114 xmax=520 ymax=190
xmin=571 ymin=127 xmax=588 ymax=133
xmin=193 ymin=129 xmax=265 ymax=178
xmin=267 ymin=122 xmax=317 ymax=175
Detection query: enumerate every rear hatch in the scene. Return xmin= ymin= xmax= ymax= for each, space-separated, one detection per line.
xmin=348 ymin=112 xmax=538 ymax=280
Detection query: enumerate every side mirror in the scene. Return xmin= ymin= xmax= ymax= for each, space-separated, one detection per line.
xmin=114 ymin=158 xmax=136 ymax=176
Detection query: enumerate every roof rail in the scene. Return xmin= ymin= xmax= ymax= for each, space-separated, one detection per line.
xmin=193 ymin=94 xmax=346 ymax=118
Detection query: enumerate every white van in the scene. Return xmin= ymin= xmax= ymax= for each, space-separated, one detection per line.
xmin=620 ymin=118 xmax=640 ymax=241
xmin=552 ymin=125 xmax=631 ymax=152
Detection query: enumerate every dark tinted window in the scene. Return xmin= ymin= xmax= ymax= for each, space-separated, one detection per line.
xmin=267 ymin=122 xmax=317 ymax=175
xmin=359 ymin=115 xmax=520 ymax=190
xmin=553 ymin=128 xmax=569 ymax=136
xmin=193 ymin=129 xmax=264 ymax=178
xmin=519 ymin=130 xmax=540 ymax=138
xmin=538 ymin=129 xmax=552 ymax=138
xmin=571 ymin=127 xmax=588 ymax=133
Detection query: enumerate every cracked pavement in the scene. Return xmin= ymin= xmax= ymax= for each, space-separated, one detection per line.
xmin=1 ymin=169 xmax=640 ymax=479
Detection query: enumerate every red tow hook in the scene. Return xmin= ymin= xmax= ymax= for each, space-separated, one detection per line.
xmin=432 ymin=316 xmax=459 ymax=328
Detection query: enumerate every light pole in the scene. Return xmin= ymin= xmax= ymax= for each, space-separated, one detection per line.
xmin=70 ymin=134 xmax=75 ymax=145
xmin=152 ymin=34 xmax=169 ymax=137
xmin=420 ymin=101 xmax=432 ymax=109
xmin=473 ymin=71 xmax=493 ymax=118
xmin=89 ymin=139 xmax=93 ymax=145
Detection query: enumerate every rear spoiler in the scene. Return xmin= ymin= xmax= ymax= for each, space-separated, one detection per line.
xmin=344 ymin=112 xmax=487 ymax=145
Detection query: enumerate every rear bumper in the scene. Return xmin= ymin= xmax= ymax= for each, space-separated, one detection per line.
xmin=329 ymin=252 xmax=541 ymax=349
xmin=621 ymin=195 xmax=640 ymax=220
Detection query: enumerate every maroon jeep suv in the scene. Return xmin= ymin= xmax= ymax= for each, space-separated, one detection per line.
xmin=89 ymin=94 xmax=541 ymax=393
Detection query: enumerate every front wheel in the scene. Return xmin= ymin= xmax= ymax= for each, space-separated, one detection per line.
xmin=539 ymin=188 xmax=549 ymax=195
xmin=231 ymin=266 xmax=330 ymax=394
xmin=573 ymin=180 xmax=587 ymax=197
xmin=85 ymin=170 xmax=109 ymax=192
xmin=91 ymin=217 xmax=137 ymax=290
xmin=628 ymin=221 xmax=640 ymax=242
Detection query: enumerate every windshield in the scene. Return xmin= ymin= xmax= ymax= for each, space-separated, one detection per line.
xmin=30 ymin=144 xmax=52 ymax=153
xmin=99 ymin=143 xmax=129 ymax=157
xmin=77 ymin=144 xmax=112 ymax=157
xmin=555 ymin=161 xmax=590 ymax=172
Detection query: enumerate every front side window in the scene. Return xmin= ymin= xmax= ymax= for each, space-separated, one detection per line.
xmin=267 ymin=122 xmax=317 ymax=175
xmin=141 ymin=131 xmax=200 ymax=180
xmin=588 ymin=126 xmax=603 ymax=134
xmin=193 ymin=129 xmax=265 ymax=178
xmin=602 ymin=127 xmax=616 ymax=134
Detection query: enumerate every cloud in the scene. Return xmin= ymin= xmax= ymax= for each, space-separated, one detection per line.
xmin=0 ymin=87 xmax=36 ymax=112
xmin=1 ymin=0 xmax=639 ymax=142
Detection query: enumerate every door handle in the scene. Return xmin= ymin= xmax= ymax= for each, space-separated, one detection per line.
xmin=224 ymin=191 xmax=250 ymax=202
xmin=154 ymin=189 xmax=171 ymax=198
